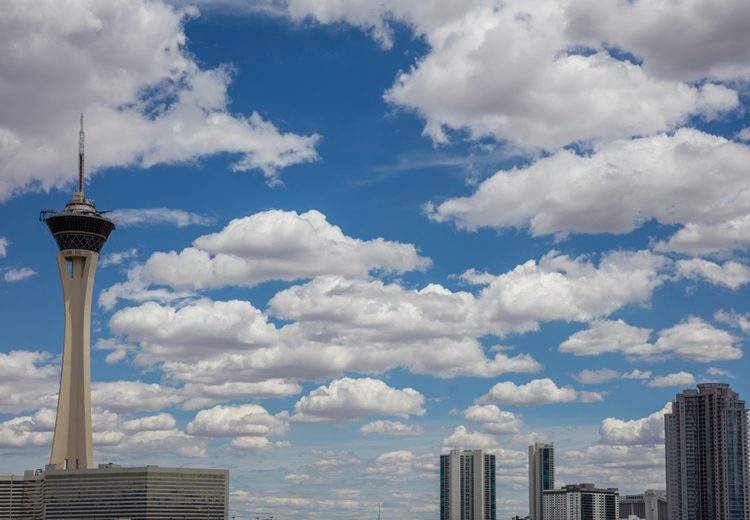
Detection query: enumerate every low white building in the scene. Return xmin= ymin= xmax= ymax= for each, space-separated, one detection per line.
xmin=618 ymin=490 xmax=667 ymax=520
xmin=543 ymin=483 xmax=619 ymax=520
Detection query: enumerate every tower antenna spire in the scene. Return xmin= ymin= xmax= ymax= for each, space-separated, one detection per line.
xmin=78 ymin=113 xmax=84 ymax=194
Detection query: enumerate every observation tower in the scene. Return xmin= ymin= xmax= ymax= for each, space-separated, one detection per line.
xmin=39 ymin=115 xmax=115 ymax=469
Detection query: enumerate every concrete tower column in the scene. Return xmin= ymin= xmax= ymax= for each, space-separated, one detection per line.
xmin=50 ymin=250 xmax=98 ymax=469
xmin=42 ymin=118 xmax=115 ymax=470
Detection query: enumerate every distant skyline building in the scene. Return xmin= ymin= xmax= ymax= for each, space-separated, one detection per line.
xmin=665 ymin=383 xmax=749 ymax=520
xmin=543 ymin=483 xmax=618 ymax=520
xmin=440 ymin=449 xmax=496 ymax=520
xmin=618 ymin=490 xmax=667 ymax=520
xmin=40 ymin=115 xmax=115 ymax=470
xmin=529 ymin=442 xmax=555 ymax=520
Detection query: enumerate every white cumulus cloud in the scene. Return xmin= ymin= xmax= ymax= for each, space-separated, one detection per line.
xmin=677 ymin=259 xmax=750 ymax=289
xmin=560 ymin=318 xmax=741 ymax=362
xmin=3 ymin=267 xmax=37 ymax=283
xmin=476 ymin=378 xmax=602 ymax=406
xmin=360 ymin=420 xmax=424 ymax=436
xmin=0 ymin=409 xmax=55 ymax=448
xmin=463 ymin=404 xmax=522 ymax=434
xmin=647 ymin=372 xmax=696 ymax=388
xmin=187 ymin=403 xmax=289 ymax=438
xmin=599 ymin=404 xmax=670 ymax=445
xmin=100 ymin=248 xmax=138 ymax=268
xmin=102 ymin=210 xmax=430 ymax=306
xmin=565 ymin=0 xmax=750 ymax=82
xmin=123 ymin=413 xmax=177 ymax=432
xmin=470 ymin=250 xmax=668 ymax=334
xmin=292 ymin=377 xmax=425 ymax=423
xmin=288 ymin=0 xmax=743 ymax=149
xmin=654 ymin=318 xmax=741 ymax=362
xmin=427 ymin=130 xmax=750 ymax=250
xmin=229 ymin=436 xmax=291 ymax=451
xmin=91 ymin=381 xmax=183 ymax=413
xmin=442 ymin=425 xmax=498 ymax=450
xmin=0 ymin=351 xmax=58 ymax=413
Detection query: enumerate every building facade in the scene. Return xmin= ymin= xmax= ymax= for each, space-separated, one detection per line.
xmin=665 ymin=383 xmax=749 ymax=520
xmin=440 ymin=449 xmax=496 ymax=520
xmin=0 ymin=465 xmax=228 ymax=520
xmin=543 ymin=483 xmax=618 ymax=520
xmin=529 ymin=443 xmax=555 ymax=520
xmin=0 ymin=474 xmax=30 ymax=519
xmin=618 ymin=490 xmax=667 ymax=520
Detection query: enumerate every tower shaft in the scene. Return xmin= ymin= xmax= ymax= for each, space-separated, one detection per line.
xmin=49 ymin=250 xmax=97 ymax=469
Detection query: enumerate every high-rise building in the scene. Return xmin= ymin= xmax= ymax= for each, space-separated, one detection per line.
xmin=543 ymin=483 xmax=618 ymax=520
xmin=440 ymin=449 xmax=496 ymax=520
xmin=618 ymin=490 xmax=667 ymax=520
xmin=664 ymin=382 xmax=749 ymax=520
xmin=40 ymin=115 xmax=115 ymax=470
xmin=529 ymin=443 xmax=555 ymax=520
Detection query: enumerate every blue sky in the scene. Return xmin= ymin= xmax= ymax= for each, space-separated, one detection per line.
xmin=1 ymin=1 xmax=750 ymax=518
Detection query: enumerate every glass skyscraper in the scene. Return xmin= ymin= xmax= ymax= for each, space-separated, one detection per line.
xmin=529 ymin=442 xmax=555 ymax=520
xmin=665 ymin=383 xmax=749 ymax=520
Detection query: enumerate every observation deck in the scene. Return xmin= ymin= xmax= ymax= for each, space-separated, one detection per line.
xmin=41 ymin=192 xmax=115 ymax=253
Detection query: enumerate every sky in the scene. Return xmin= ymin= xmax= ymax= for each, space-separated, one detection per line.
xmin=1 ymin=0 xmax=750 ymax=518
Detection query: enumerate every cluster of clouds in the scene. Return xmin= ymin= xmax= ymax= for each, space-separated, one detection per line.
xmin=103 ymin=247 xmax=663 ymax=385
xmin=556 ymin=403 xmax=673 ymax=491
xmin=427 ymin=130 xmax=750 ymax=257
xmin=560 ymin=317 xmax=741 ymax=363
xmin=477 ymin=378 xmax=604 ymax=406
xmin=286 ymin=0 xmax=746 ymax=148
xmin=3 ymin=1 xmax=750 ymax=516
xmin=291 ymin=378 xmax=425 ymax=423
xmin=0 ymin=406 xmax=206 ymax=458
xmin=279 ymin=0 xmax=750 ymax=286
xmin=573 ymin=366 xmax=701 ymax=388
xmin=99 ymin=209 xmax=429 ymax=309
xmin=0 ymin=341 xmax=436 ymax=453
xmin=93 ymin=208 xmax=744 ymax=403
xmin=0 ymin=0 xmax=320 ymax=200
xmin=0 ymin=238 xmax=36 ymax=283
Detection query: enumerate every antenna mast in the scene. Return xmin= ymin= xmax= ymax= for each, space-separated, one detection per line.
xmin=78 ymin=113 xmax=84 ymax=194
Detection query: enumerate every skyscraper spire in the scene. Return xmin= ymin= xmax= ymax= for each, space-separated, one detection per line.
xmin=79 ymin=113 xmax=84 ymax=194
xmin=40 ymin=116 xmax=115 ymax=469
